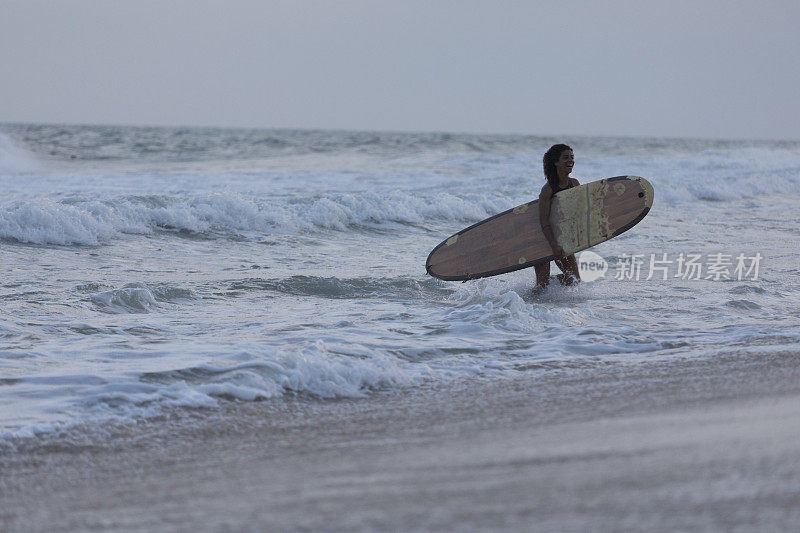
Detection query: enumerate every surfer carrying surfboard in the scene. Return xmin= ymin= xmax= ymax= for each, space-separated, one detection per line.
xmin=535 ymin=144 xmax=582 ymax=290
xmin=426 ymin=146 xmax=652 ymax=284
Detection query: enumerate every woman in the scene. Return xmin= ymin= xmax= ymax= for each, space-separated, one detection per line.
xmin=535 ymin=144 xmax=581 ymax=291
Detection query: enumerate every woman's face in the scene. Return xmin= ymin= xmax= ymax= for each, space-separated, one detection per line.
xmin=554 ymin=149 xmax=574 ymax=177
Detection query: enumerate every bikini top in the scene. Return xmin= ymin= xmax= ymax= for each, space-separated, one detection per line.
xmin=551 ymin=179 xmax=575 ymax=195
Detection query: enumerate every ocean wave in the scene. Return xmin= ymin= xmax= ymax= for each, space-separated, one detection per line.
xmin=0 ymin=190 xmax=509 ymax=245
xmin=89 ymin=283 xmax=196 ymax=314
xmin=0 ymin=133 xmax=40 ymax=174
xmin=225 ymin=275 xmax=448 ymax=300
xmin=613 ymin=147 xmax=800 ymax=206
xmin=147 ymin=345 xmax=423 ymax=400
xmin=0 ymin=124 xmax=554 ymax=166
xmin=0 ymin=340 xmax=428 ymax=451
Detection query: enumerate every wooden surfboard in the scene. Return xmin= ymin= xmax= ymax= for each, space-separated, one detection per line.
xmin=426 ymin=176 xmax=654 ymax=281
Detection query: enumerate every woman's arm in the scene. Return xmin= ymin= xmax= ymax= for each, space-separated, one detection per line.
xmin=538 ymin=184 xmax=565 ymax=258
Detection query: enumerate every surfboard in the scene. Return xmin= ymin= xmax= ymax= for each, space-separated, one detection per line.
xmin=426 ymin=176 xmax=654 ymax=281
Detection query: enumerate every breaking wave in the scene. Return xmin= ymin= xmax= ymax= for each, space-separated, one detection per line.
xmin=89 ymin=283 xmax=196 ymax=314
xmin=0 ymin=190 xmax=509 ymax=245
xmin=0 ymin=340 xmax=429 ymax=451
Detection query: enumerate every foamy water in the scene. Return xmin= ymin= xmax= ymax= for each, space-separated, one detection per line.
xmin=1 ymin=124 xmax=799 ymax=450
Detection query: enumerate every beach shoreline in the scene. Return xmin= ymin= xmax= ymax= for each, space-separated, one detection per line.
xmin=3 ymin=348 xmax=799 ymax=532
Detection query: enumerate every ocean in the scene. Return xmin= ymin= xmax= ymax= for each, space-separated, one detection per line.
xmin=1 ymin=123 xmax=799 ymax=453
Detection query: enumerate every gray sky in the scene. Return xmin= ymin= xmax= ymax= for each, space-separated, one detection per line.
xmin=2 ymin=0 xmax=799 ymax=139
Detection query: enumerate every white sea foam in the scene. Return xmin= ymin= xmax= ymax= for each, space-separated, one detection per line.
xmin=0 ymin=190 xmax=509 ymax=245
xmin=598 ymin=147 xmax=800 ymax=206
xmin=447 ymin=283 xmax=589 ymax=332
xmin=0 ymin=340 xmax=429 ymax=450
xmin=3 ymin=145 xmax=797 ymax=246
xmin=89 ymin=283 xmax=188 ymax=314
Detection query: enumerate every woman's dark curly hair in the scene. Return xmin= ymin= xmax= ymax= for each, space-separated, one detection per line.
xmin=543 ymin=143 xmax=572 ymax=191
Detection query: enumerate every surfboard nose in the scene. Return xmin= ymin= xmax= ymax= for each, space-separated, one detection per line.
xmin=636 ymin=177 xmax=655 ymax=209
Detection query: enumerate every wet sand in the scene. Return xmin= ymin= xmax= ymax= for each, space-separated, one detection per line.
xmin=3 ymin=349 xmax=800 ymax=532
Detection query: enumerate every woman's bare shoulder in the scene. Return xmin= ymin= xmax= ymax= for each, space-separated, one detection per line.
xmin=570 ymin=177 xmax=581 ymax=186
xmin=539 ymin=182 xmax=552 ymax=198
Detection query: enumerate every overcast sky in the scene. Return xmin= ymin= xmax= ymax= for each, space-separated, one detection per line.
xmin=1 ymin=0 xmax=798 ymax=140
